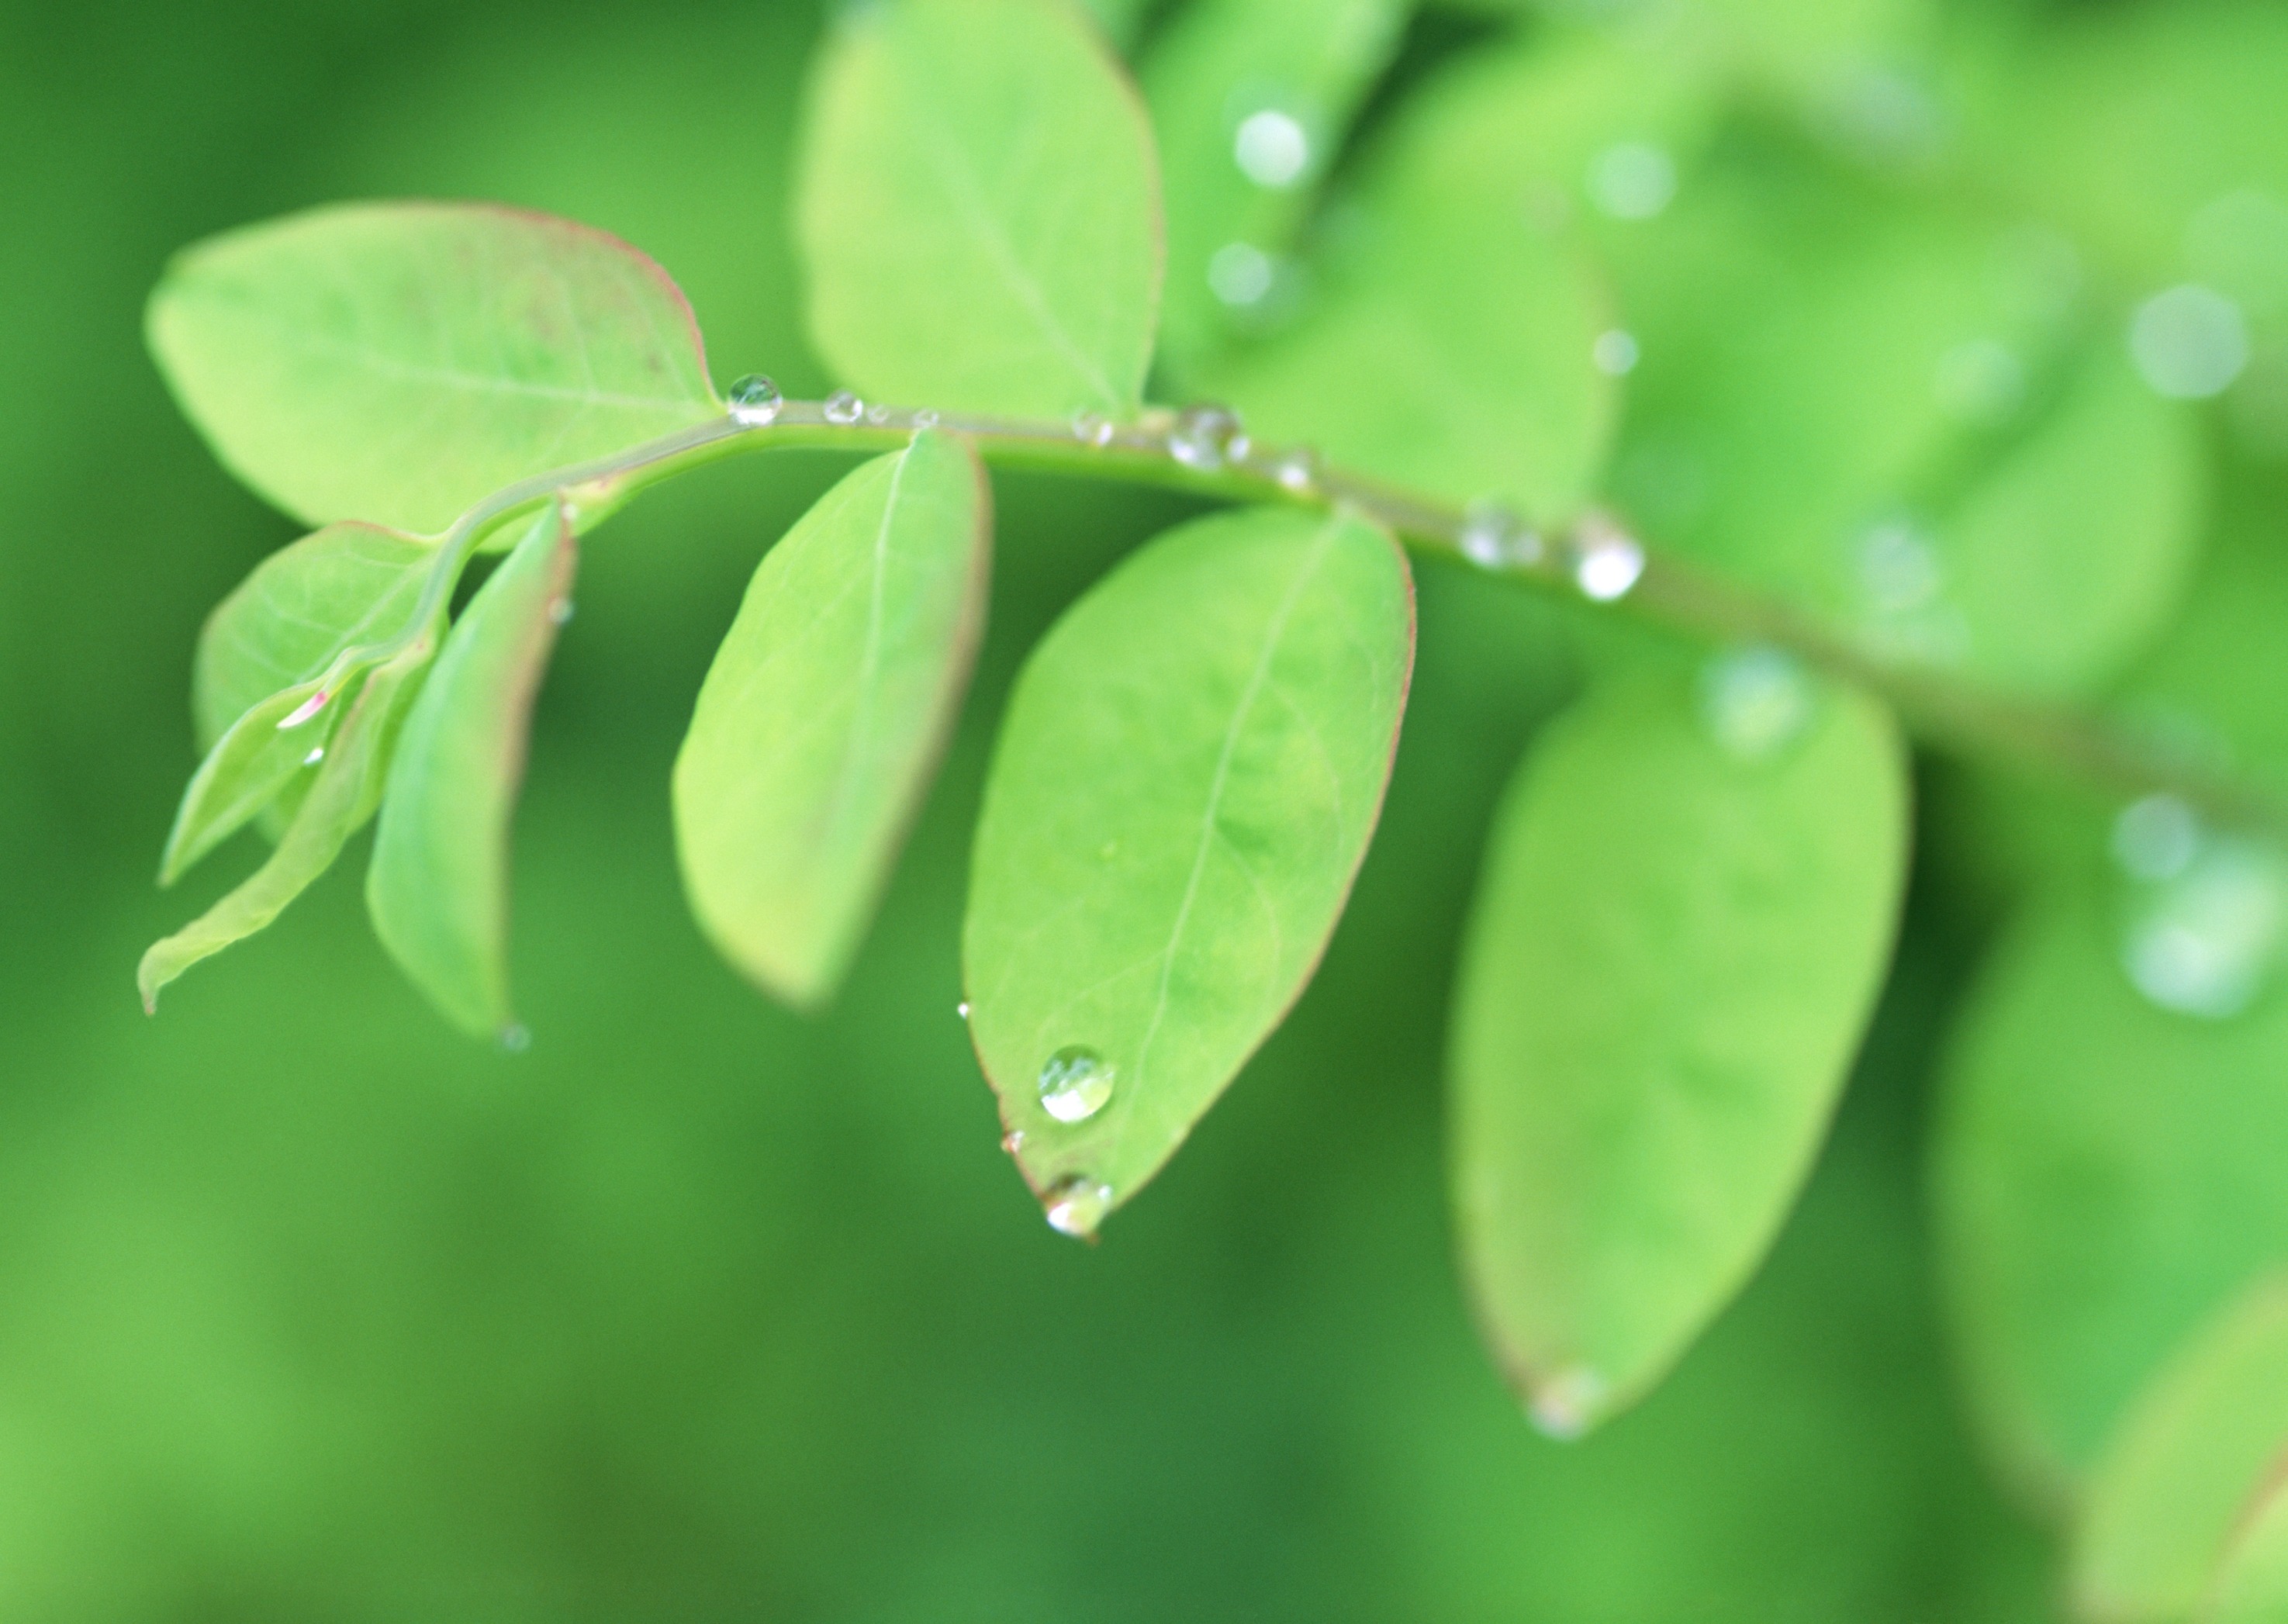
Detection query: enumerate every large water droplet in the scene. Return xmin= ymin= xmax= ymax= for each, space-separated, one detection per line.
xmin=1208 ymin=241 xmax=1277 ymax=309
xmin=727 ymin=374 xmax=783 ymax=426
xmin=1586 ymin=141 xmax=1675 ymax=220
xmin=1571 ymin=520 xmax=1644 ymax=601
xmin=1699 ymin=646 xmax=1813 ymax=761
xmin=824 ymin=389 xmax=866 ymax=425
xmin=2131 ymin=285 xmax=2250 ymax=400
xmin=1233 ymin=108 xmax=1311 ymax=189
xmin=1592 ymin=328 xmax=1640 ymax=376
xmin=2122 ymin=836 xmax=2288 ymax=1018
xmin=1528 ymin=1367 xmax=1608 ymax=1440
xmin=1038 ymin=1045 xmax=1115 ymax=1124
xmin=1459 ymin=501 xmax=1542 ymax=571
xmin=2113 ymin=794 xmax=2200 ymax=883
xmin=1043 ymin=1175 xmax=1113 ymax=1238
xmin=1170 ymin=403 xmax=1246 ymax=472
xmin=276 ymin=689 xmax=331 ymax=730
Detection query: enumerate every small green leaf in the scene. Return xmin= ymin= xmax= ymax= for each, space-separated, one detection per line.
xmin=2071 ymin=1277 xmax=2288 ymax=1624
xmin=140 ymin=639 xmax=435 ymax=1013
xmin=674 ymin=430 xmax=989 ymax=1008
xmin=161 ymin=523 xmax=437 ymax=882
xmin=964 ymin=506 xmax=1413 ymax=1233
xmin=1934 ymin=879 xmax=2288 ymax=1511
xmin=795 ymin=0 xmax=1163 ymax=419
xmin=148 ymin=202 xmax=721 ymax=534
xmin=1450 ymin=667 xmax=1910 ymax=1432
xmin=368 ymin=503 xmax=577 ymax=1039
xmin=2208 ymin=1477 xmax=2288 ymax=1624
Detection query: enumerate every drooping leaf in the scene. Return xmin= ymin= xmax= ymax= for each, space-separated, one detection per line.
xmin=140 ymin=640 xmax=436 ymax=1013
xmin=674 ymin=430 xmax=988 ymax=1009
xmin=368 ymin=503 xmax=576 ymax=1039
xmin=1142 ymin=0 xmax=1410 ymax=372
xmin=147 ymin=202 xmax=721 ymax=534
xmin=1934 ymin=878 xmax=2288 ymax=1512
xmin=2070 ymin=1277 xmax=2288 ymax=1624
xmin=2209 ymin=1477 xmax=2288 ymax=1624
xmin=794 ymin=0 xmax=1163 ymax=420
xmin=161 ymin=523 xmax=437 ymax=882
xmin=1449 ymin=666 xmax=1910 ymax=1433
xmin=1192 ymin=45 xmax=1616 ymax=517
xmin=964 ymin=506 xmax=1413 ymax=1234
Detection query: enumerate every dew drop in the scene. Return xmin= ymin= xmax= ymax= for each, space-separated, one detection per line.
xmin=302 ymin=746 xmax=326 ymax=767
xmin=1699 ymin=646 xmax=1813 ymax=762
xmin=956 ymin=1000 xmax=972 ymax=1021
xmin=277 ymin=689 xmax=330 ymax=730
xmin=1208 ymin=240 xmax=1277 ymax=309
xmin=1001 ymin=1130 xmax=1025 ymax=1156
xmin=727 ymin=373 xmax=783 ymax=426
xmin=1571 ymin=520 xmax=1645 ymax=601
xmin=1592 ymin=328 xmax=1640 ymax=376
xmin=1043 ymin=1174 xmax=1113 ymax=1238
xmin=913 ymin=409 xmax=942 ymax=428
xmin=499 ymin=1023 xmax=533 ymax=1054
xmin=824 ymin=389 xmax=866 ymax=425
xmin=2122 ymin=836 xmax=2288 ymax=1018
xmin=1528 ymin=1367 xmax=1608 ymax=1441
xmin=2131 ymin=285 xmax=2250 ymax=400
xmin=1038 ymin=1045 xmax=1115 ymax=1124
xmin=1169 ymin=403 xmax=1245 ymax=472
xmin=1233 ymin=108 xmax=1311 ymax=189
xmin=1271 ymin=446 xmax=1319 ymax=493
xmin=866 ymin=403 xmax=893 ymax=425
xmin=1458 ymin=500 xmax=1543 ymax=572
xmin=1071 ymin=411 xmax=1116 ymax=448
xmin=2113 ymin=794 xmax=2200 ymax=883
xmin=548 ymin=598 xmax=575 ymax=626
xmin=1586 ymin=141 xmax=1675 ymax=220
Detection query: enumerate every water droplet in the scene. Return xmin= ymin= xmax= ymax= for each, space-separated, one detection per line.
xmin=1458 ymin=501 xmax=1543 ymax=571
xmin=727 ymin=374 xmax=783 ymax=426
xmin=1571 ymin=520 xmax=1644 ymax=601
xmin=2113 ymin=795 xmax=2200 ymax=882
xmin=1699 ymin=646 xmax=1813 ymax=761
xmin=1071 ymin=411 xmax=1116 ymax=447
xmin=302 ymin=746 xmax=326 ymax=767
xmin=276 ymin=689 xmax=330 ymax=730
xmin=1037 ymin=1045 xmax=1115 ymax=1124
xmin=1043 ymin=1175 xmax=1113 ymax=1238
xmin=2123 ymin=837 xmax=2288 ymax=1018
xmin=1233 ymin=108 xmax=1310 ymax=189
xmin=1001 ymin=1130 xmax=1025 ymax=1156
xmin=548 ymin=598 xmax=575 ymax=626
xmin=500 ymin=1023 xmax=533 ymax=1053
xmin=1934 ymin=338 xmax=2025 ymax=424
xmin=2131 ymin=285 xmax=2249 ymax=400
xmin=955 ymin=1001 xmax=973 ymax=1023
xmin=1271 ymin=447 xmax=1319 ymax=493
xmin=1169 ymin=403 xmax=1245 ymax=472
xmin=1586 ymin=141 xmax=1675 ymax=220
xmin=865 ymin=403 xmax=893 ymax=425
xmin=1592 ymin=328 xmax=1640 ymax=375
xmin=1208 ymin=240 xmax=1277 ymax=309
xmin=824 ymin=390 xmax=866 ymax=425
xmin=1528 ymin=1367 xmax=1608 ymax=1440
xmin=913 ymin=408 xmax=942 ymax=428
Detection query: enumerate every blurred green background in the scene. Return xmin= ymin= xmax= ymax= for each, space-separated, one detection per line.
xmin=9 ymin=0 xmax=2263 ymax=1615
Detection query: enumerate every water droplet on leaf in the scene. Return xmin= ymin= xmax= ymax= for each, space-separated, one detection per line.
xmin=824 ymin=390 xmax=866 ymax=425
xmin=956 ymin=1000 xmax=972 ymax=1021
xmin=727 ymin=374 xmax=783 ymax=426
xmin=302 ymin=746 xmax=325 ymax=767
xmin=1043 ymin=1175 xmax=1113 ymax=1238
xmin=1699 ymin=647 xmax=1813 ymax=761
xmin=1038 ymin=1045 xmax=1115 ymax=1124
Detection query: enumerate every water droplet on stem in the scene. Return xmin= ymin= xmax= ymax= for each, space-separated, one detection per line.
xmin=1571 ymin=519 xmax=1645 ymax=601
xmin=727 ymin=374 xmax=782 ymax=426
xmin=824 ymin=390 xmax=866 ymax=425
xmin=1169 ymin=403 xmax=1245 ymax=472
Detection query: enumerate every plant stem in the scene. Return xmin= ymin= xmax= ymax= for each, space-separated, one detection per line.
xmin=382 ymin=397 xmax=2286 ymax=834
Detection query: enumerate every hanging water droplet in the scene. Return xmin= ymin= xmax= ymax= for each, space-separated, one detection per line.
xmin=1043 ymin=1174 xmax=1113 ymax=1238
xmin=1071 ymin=411 xmax=1115 ymax=447
xmin=277 ymin=689 xmax=330 ymax=730
xmin=1571 ymin=520 xmax=1645 ymax=601
xmin=1592 ymin=328 xmax=1640 ymax=376
xmin=2113 ymin=794 xmax=2201 ymax=882
xmin=2131 ymin=285 xmax=2249 ymax=400
xmin=1459 ymin=501 xmax=1542 ymax=572
xmin=824 ymin=390 xmax=866 ymax=425
xmin=1586 ymin=141 xmax=1675 ymax=220
xmin=1699 ymin=646 xmax=1813 ymax=761
xmin=499 ymin=1023 xmax=533 ymax=1054
xmin=302 ymin=746 xmax=326 ymax=767
xmin=1001 ymin=1129 xmax=1025 ymax=1156
xmin=727 ymin=374 xmax=783 ymax=426
xmin=1037 ymin=1045 xmax=1115 ymax=1124
xmin=548 ymin=598 xmax=575 ymax=626
xmin=1233 ymin=107 xmax=1311 ymax=189
xmin=1271 ymin=446 xmax=1319 ymax=493
xmin=956 ymin=1000 xmax=972 ymax=1020
xmin=2122 ymin=836 xmax=2288 ymax=1018
xmin=1528 ymin=1367 xmax=1608 ymax=1440
xmin=1169 ymin=403 xmax=1246 ymax=472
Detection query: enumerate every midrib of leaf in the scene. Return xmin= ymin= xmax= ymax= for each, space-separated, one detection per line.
xmin=910 ymin=67 xmax=1124 ymax=411
xmin=1101 ymin=516 xmax=1341 ymax=1164
xmin=258 ymin=323 xmax=700 ymax=413
xmin=815 ymin=447 xmax=914 ymax=847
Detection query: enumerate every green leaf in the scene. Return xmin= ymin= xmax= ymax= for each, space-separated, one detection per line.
xmin=1934 ymin=878 xmax=2288 ymax=1511
xmin=674 ymin=430 xmax=989 ymax=1008
xmin=1141 ymin=0 xmax=1409 ymax=371
xmin=140 ymin=639 xmax=435 ymax=1014
xmin=161 ymin=523 xmax=437 ymax=883
xmin=964 ymin=506 xmax=1413 ymax=1234
xmin=147 ymin=202 xmax=721 ymax=535
xmin=2209 ymin=1477 xmax=2288 ymax=1624
xmin=794 ymin=0 xmax=1163 ymax=420
xmin=1450 ymin=667 xmax=1910 ymax=1432
xmin=1191 ymin=47 xmax=1616 ymax=516
xmin=2071 ymin=1277 xmax=2288 ymax=1624
xmin=368 ymin=503 xmax=577 ymax=1039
